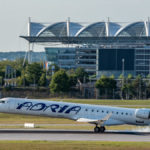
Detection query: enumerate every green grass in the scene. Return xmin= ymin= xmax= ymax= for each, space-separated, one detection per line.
xmin=0 ymin=124 xmax=142 ymax=131
xmin=0 ymin=141 xmax=149 ymax=150
xmin=32 ymin=124 xmax=140 ymax=131
xmin=0 ymin=113 xmax=76 ymax=124
xmin=0 ymin=112 xmax=141 ymax=131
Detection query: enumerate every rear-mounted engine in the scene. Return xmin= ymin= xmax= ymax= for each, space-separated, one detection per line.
xmin=135 ymin=109 xmax=150 ymax=119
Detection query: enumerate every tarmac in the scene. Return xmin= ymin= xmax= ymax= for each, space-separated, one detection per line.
xmin=0 ymin=129 xmax=150 ymax=141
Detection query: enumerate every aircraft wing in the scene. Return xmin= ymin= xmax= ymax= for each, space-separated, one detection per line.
xmin=76 ymin=113 xmax=112 ymax=125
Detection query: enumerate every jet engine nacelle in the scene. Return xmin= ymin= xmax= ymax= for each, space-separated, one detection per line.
xmin=135 ymin=109 xmax=150 ymax=119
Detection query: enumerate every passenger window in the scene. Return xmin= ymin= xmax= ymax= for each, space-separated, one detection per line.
xmin=92 ymin=109 xmax=94 ymax=112
xmin=116 ymin=112 xmax=118 ymax=114
xmin=97 ymin=110 xmax=99 ymax=112
xmin=121 ymin=112 xmax=123 ymax=115
xmin=126 ymin=113 xmax=128 ymax=115
xmin=85 ymin=109 xmax=88 ymax=111
xmin=102 ymin=110 xmax=104 ymax=113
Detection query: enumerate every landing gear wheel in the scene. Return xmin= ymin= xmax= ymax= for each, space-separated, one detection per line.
xmin=94 ymin=126 xmax=100 ymax=133
xmin=99 ymin=126 xmax=105 ymax=133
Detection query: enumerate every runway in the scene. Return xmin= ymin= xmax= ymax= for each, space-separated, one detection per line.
xmin=0 ymin=129 xmax=150 ymax=141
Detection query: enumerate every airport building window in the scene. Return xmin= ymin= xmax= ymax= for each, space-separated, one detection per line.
xmin=135 ymin=48 xmax=150 ymax=76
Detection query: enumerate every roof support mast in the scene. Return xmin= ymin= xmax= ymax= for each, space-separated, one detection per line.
xmin=106 ymin=17 xmax=110 ymax=37
xmin=66 ymin=17 xmax=70 ymax=47
xmin=23 ymin=17 xmax=32 ymax=66
xmin=145 ymin=17 xmax=149 ymax=37
xmin=28 ymin=17 xmax=32 ymax=64
xmin=148 ymin=17 xmax=150 ymax=36
xmin=67 ymin=17 xmax=70 ymax=37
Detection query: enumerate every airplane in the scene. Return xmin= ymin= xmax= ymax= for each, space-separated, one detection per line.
xmin=0 ymin=97 xmax=149 ymax=133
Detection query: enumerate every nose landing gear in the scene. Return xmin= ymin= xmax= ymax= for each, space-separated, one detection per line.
xmin=94 ymin=126 xmax=105 ymax=133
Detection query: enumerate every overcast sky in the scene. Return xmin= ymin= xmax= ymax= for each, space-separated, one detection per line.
xmin=0 ymin=0 xmax=150 ymax=52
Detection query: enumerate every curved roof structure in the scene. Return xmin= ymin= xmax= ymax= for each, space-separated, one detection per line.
xmin=29 ymin=21 xmax=150 ymax=38
xmin=76 ymin=22 xmax=121 ymax=37
xmin=116 ymin=21 xmax=150 ymax=37
xmin=37 ymin=22 xmax=82 ymax=37
xmin=30 ymin=22 xmax=45 ymax=36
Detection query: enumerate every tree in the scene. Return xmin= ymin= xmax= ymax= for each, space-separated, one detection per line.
xmin=95 ymin=75 xmax=116 ymax=99
xmin=0 ymin=67 xmax=4 ymax=78
xmin=122 ymin=82 xmax=133 ymax=99
xmin=17 ymin=70 xmax=29 ymax=86
xmin=13 ymin=58 xmax=26 ymax=77
xmin=0 ymin=60 xmax=12 ymax=78
xmin=0 ymin=76 xmax=3 ymax=86
xmin=67 ymin=69 xmax=77 ymax=87
xmin=48 ymin=64 xmax=60 ymax=76
xmin=50 ymin=70 xmax=70 ymax=94
xmin=132 ymin=75 xmax=146 ymax=99
xmin=25 ymin=63 xmax=43 ymax=86
xmin=121 ymin=74 xmax=134 ymax=99
xmin=146 ymin=75 xmax=150 ymax=98
xmin=39 ymin=72 xmax=47 ymax=86
xmin=75 ymin=68 xmax=88 ymax=83
xmin=68 ymin=74 xmax=77 ymax=87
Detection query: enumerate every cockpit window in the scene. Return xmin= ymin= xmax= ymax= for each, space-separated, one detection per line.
xmin=0 ymin=101 xmax=5 ymax=104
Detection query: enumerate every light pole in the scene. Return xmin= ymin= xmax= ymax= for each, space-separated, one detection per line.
xmin=121 ymin=58 xmax=125 ymax=99
xmin=122 ymin=58 xmax=125 ymax=77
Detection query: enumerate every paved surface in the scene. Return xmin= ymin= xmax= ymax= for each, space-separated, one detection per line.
xmin=0 ymin=124 xmax=91 ymax=126
xmin=0 ymin=129 xmax=150 ymax=141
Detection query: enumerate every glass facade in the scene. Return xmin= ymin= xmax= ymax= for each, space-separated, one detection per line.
xmin=45 ymin=48 xmax=59 ymax=64
xmin=98 ymin=48 xmax=135 ymax=71
xmin=97 ymin=48 xmax=135 ymax=77
xmin=135 ymin=47 xmax=150 ymax=76
xmin=97 ymin=46 xmax=150 ymax=77
xmin=45 ymin=47 xmax=76 ymax=69
xmin=45 ymin=46 xmax=150 ymax=77
xmin=76 ymin=47 xmax=97 ymax=75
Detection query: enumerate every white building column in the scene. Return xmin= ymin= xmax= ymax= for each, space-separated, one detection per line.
xmin=67 ymin=17 xmax=70 ymax=37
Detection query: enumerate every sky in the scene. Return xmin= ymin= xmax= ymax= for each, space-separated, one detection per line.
xmin=0 ymin=0 xmax=150 ymax=52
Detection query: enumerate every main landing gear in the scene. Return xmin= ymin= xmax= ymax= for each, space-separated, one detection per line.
xmin=94 ymin=126 xmax=106 ymax=133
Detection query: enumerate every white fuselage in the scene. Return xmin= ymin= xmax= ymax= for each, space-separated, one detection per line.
xmin=0 ymin=97 xmax=150 ymax=126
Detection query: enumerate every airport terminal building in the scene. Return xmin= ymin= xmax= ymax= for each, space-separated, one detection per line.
xmin=21 ymin=19 xmax=150 ymax=78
